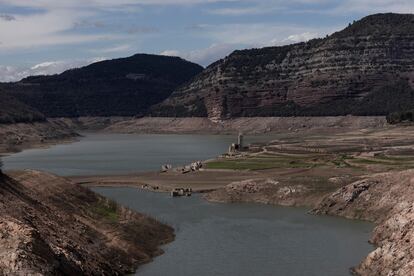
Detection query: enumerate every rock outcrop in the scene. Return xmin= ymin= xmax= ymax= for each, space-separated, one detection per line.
xmin=153 ymin=13 xmax=414 ymax=120
xmin=313 ymin=169 xmax=414 ymax=275
xmin=205 ymin=178 xmax=312 ymax=206
xmin=0 ymin=170 xmax=174 ymax=275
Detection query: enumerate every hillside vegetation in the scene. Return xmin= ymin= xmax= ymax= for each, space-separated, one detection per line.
xmin=0 ymin=92 xmax=45 ymax=124
xmin=0 ymin=54 xmax=202 ymax=118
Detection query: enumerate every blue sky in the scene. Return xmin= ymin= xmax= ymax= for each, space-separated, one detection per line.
xmin=0 ymin=0 xmax=413 ymax=81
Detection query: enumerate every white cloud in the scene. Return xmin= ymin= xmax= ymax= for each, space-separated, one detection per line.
xmin=0 ymin=10 xmax=119 ymax=50
xmin=0 ymin=0 xmax=236 ymax=9
xmin=91 ymin=44 xmax=133 ymax=54
xmin=0 ymin=57 xmax=107 ymax=82
xmin=196 ymin=23 xmax=335 ymax=47
xmin=160 ymin=50 xmax=181 ymax=57
xmin=277 ymin=31 xmax=320 ymax=45
xmin=161 ymin=43 xmax=238 ymax=66
xmin=161 ymin=29 xmax=323 ymax=67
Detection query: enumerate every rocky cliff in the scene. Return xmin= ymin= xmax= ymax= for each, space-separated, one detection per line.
xmin=152 ymin=13 xmax=414 ymax=120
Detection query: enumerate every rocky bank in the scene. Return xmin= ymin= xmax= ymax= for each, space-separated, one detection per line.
xmin=313 ymin=170 xmax=414 ymax=275
xmin=0 ymin=170 xmax=174 ymax=275
xmin=0 ymin=120 xmax=78 ymax=154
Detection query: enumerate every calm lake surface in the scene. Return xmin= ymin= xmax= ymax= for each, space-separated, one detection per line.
xmin=4 ymin=133 xmax=239 ymax=175
xmin=4 ymin=133 xmax=373 ymax=275
xmin=94 ymin=187 xmax=373 ymax=276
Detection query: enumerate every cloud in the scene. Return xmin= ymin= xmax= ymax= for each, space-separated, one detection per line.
xmin=277 ymin=31 xmax=320 ymax=44
xmin=161 ymin=21 xmax=337 ymax=67
xmin=0 ymin=10 xmax=119 ymax=50
xmin=91 ymin=44 xmax=132 ymax=54
xmin=196 ymin=23 xmax=335 ymax=47
xmin=126 ymin=26 xmax=159 ymax=34
xmin=0 ymin=57 xmax=107 ymax=82
xmin=0 ymin=14 xmax=15 ymax=21
xmin=161 ymin=29 xmax=324 ymax=67
xmin=208 ymin=0 xmax=414 ymax=16
xmin=160 ymin=50 xmax=181 ymax=57
xmin=0 ymin=0 xmax=236 ymax=10
xmin=161 ymin=43 xmax=238 ymax=66
xmin=333 ymin=0 xmax=414 ymax=14
xmin=208 ymin=6 xmax=273 ymax=16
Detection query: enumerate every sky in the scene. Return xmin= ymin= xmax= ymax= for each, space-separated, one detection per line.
xmin=0 ymin=0 xmax=414 ymax=82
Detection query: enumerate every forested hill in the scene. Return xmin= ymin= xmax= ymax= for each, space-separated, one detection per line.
xmin=0 ymin=54 xmax=203 ymax=118
xmin=0 ymin=92 xmax=45 ymax=124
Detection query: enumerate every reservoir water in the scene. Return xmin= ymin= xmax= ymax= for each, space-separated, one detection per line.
xmin=94 ymin=188 xmax=373 ymax=276
xmin=3 ymin=133 xmax=373 ymax=275
xmin=3 ymin=133 xmax=236 ymax=175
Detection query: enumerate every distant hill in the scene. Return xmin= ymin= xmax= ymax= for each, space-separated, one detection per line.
xmin=152 ymin=13 xmax=414 ymax=119
xmin=0 ymin=92 xmax=45 ymax=124
xmin=0 ymin=54 xmax=203 ymax=118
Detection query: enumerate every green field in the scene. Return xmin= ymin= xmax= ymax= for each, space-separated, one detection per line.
xmin=91 ymin=199 xmax=118 ymax=223
xmin=205 ymin=153 xmax=325 ymax=170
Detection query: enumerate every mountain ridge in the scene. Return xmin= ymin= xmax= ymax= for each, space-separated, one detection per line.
xmin=151 ymin=13 xmax=414 ymax=119
xmin=0 ymin=54 xmax=203 ymax=119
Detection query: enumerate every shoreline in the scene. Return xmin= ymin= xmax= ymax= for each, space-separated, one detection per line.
xmin=66 ymin=123 xmax=414 ymax=275
xmin=0 ymin=170 xmax=175 ymax=274
xmin=2 ymin=117 xmax=414 ymax=275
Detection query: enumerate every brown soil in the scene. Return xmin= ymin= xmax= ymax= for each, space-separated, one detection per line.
xmin=0 ymin=170 xmax=174 ymax=275
xmin=0 ymin=120 xmax=78 ymax=154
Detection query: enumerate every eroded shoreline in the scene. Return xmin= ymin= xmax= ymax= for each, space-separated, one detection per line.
xmin=1 ymin=116 xmax=412 ymax=275
xmin=68 ymin=122 xmax=414 ymax=275
xmin=0 ymin=170 xmax=174 ymax=275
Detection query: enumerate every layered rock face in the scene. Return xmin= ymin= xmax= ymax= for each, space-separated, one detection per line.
xmin=153 ymin=13 xmax=414 ymax=120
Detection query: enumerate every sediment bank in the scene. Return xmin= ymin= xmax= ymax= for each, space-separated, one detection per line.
xmin=0 ymin=116 xmax=387 ymax=154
